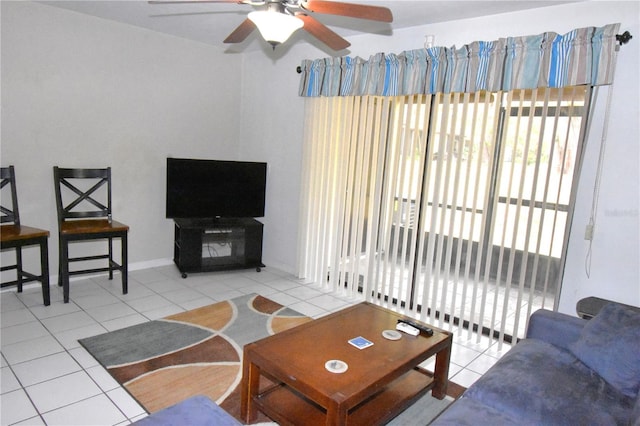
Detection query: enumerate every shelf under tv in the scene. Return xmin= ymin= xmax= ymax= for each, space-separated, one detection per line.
xmin=173 ymin=218 xmax=264 ymax=278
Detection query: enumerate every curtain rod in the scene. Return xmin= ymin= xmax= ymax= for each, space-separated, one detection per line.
xmin=295 ymin=31 xmax=633 ymax=74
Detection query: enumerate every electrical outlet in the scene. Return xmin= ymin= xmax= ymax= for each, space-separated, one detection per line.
xmin=584 ymin=224 xmax=594 ymax=240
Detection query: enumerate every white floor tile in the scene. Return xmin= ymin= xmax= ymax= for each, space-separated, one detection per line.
xmin=1 ymin=366 xmax=21 ymax=393
xmin=141 ymin=304 xmax=185 ymax=320
xmin=106 ymin=387 xmax=146 ymax=418
xmin=110 ymin=283 xmax=156 ymax=300
xmin=73 ymin=292 xmax=122 ymax=310
xmin=266 ymin=292 xmax=300 ymax=307
xmin=64 ymin=281 xmax=107 ymax=298
xmin=16 ymin=287 xmax=60 ymax=307
xmin=285 ymin=285 xmax=324 ymax=300
xmin=177 ymin=297 xmax=217 ymax=311
xmin=208 ymin=289 xmax=245 ymax=302
xmin=86 ymin=365 xmax=120 ymax=392
xmin=288 ymin=301 xmax=327 ymax=318
xmin=12 ymin=352 xmax=81 ymax=387
xmin=242 ymin=269 xmax=284 ymax=284
xmin=159 ymin=288 xmax=205 ymax=304
xmin=1 ymin=321 xmax=51 ymax=346
xmin=1 ymin=389 xmax=39 ymax=425
xmin=250 ymin=284 xmax=281 ymax=297
xmin=237 ymin=282 xmax=278 ymax=297
xmin=130 ymin=268 xmax=172 ymax=284
xmin=124 ymin=294 xmax=172 ymax=312
xmin=41 ymin=310 xmax=98 ymax=334
xmin=179 ymin=274 xmax=227 ymax=288
xmin=41 ymin=393 xmax=127 ymax=426
xmin=264 ymin=279 xmax=300 ymax=291
xmin=308 ymin=294 xmax=350 ymax=311
xmin=26 ymin=371 xmax=102 ymax=413
xmin=1 ymin=308 xmax=37 ymax=328
xmin=466 ymin=353 xmax=500 ymax=375
xmin=93 ymin=276 xmax=128 ymax=297
xmin=450 ymin=342 xmax=482 ymax=367
xmin=68 ymin=347 xmax=100 ymax=369
xmin=28 ymin=301 xmax=82 ymax=320
xmin=451 ymin=368 xmax=483 ymax=388
xmin=84 ymin=302 xmax=137 ymax=323
xmin=100 ymin=313 xmax=149 ymax=332
xmin=144 ymin=279 xmax=188 ymax=294
xmin=53 ymin=323 xmax=108 ymax=350
xmin=155 ymin=265 xmax=183 ymax=280
xmin=0 ymin=292 xmax=25 ymax=312
xmin=220 ymin=275 xmax=262 ymax=290
xmin=1 ymin=335 xmax=65 ymax=365
xmin=14 ymin=415 xmax=46 ymax=425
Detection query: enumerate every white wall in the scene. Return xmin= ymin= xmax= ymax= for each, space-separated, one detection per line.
xmin=241 ymin=1 xmax=640 ymax=314
xmin=1 ymin=1 xmax=242 ymax=276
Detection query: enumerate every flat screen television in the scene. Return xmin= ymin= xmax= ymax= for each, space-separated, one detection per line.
xmin=166 ymin=158 xmax=267 ymax=219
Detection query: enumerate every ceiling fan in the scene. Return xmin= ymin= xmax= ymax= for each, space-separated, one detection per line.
xmin=148 ymin=0 xmax=393 ymax=50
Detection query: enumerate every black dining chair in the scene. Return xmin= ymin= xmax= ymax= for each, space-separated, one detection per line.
xmin=1 ymin=166 xmax=51 ymax=305
xmin=53 ymin=166 xmax=128 ymax=303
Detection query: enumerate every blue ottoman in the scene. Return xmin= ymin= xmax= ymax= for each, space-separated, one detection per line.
xmin=132 ymin=395 xmax=242 ymax=426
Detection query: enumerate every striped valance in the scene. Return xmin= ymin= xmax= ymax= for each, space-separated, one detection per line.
xmin=298 ymin=23 xmax=620 ymax=97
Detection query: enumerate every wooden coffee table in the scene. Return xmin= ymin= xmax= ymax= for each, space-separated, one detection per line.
xmin=241 ymin=302 xmax=452 ymax=425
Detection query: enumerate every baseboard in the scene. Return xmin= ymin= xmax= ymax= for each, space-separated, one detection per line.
xmin=0 ymin=258 xmax=175 ymax=295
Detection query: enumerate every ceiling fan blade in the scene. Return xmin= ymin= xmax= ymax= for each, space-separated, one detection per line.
xmin=302 ymin=0 xmax=392 ymax=22
xmin=297 ymin=14 xmax=350 ymax=51
xmin=223 ymin=18 xmax=256 ymax=43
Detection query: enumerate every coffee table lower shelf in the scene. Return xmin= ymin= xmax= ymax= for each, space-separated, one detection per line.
xmin=254 ymin=368 xmax=435 ymax=426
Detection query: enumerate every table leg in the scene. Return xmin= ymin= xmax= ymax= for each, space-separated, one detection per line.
xmin=432 ymin=338 xmax=452 ymax=399
xmin=241 ymin=349 xmax=260 ymax=423
xmin=326 ymin=397 xmax=348 ymax=426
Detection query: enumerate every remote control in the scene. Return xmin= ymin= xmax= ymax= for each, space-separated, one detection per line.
xmin=397 ymin=319 xmax=434 ymax=336
xmin=396 ymin=322 xmax=420 ymax=336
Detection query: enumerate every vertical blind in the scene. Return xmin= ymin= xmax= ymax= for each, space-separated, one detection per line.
xmin=299 ymin=86 xmax=591 ymax=345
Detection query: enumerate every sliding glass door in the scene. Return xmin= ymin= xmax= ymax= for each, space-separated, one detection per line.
xmin=299 ymin=85 xmax=591 ymax=345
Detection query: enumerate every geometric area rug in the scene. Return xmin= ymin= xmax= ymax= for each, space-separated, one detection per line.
xmin=79 ymin=293 xmax=311 ymax=423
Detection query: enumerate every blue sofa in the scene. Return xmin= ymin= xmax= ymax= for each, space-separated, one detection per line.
xmin=432 ymin=303 xmax=640 ymax=425
xmin=132 ymin=395 xmax=241 ymax=426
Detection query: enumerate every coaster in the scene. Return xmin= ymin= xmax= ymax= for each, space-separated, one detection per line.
xmin=325 ymin=359 xmax=348 ymax=374
xmin=382 ymin=329 xmax=402 ymax=340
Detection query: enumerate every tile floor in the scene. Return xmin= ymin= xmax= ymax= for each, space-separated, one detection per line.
xmin=1 ymin=265 xmax=512 ymax=426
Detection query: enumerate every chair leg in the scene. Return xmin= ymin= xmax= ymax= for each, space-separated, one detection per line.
xmin=60 ymin=238 xmax=70 ymax=303
xmin=108 ymin=237 xmax=114 ymax=280
xmin=58 ymin=238 xmax=63 ymax=287
xmin=121 ymin=233 xmax=128 ymax=295
xmin=16 ymin=246 xmax=23 ymax=293
xmin=40 ymin=238 xmax=51 ymax=306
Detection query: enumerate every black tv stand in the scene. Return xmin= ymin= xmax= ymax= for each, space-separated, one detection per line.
xmin=173 ymin=218 xmax=264 ymax=278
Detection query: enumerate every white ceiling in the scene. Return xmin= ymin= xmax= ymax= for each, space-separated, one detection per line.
xmin=40 ymin=0 xmax=579 ymax=52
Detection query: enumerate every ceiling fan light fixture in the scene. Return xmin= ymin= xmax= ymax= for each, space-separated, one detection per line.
xmin=248 ymin=10 xmax=303 ymax=46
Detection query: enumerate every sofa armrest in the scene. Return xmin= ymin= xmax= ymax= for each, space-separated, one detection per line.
xmin=525 ymin=309 xmax=586 ymax=352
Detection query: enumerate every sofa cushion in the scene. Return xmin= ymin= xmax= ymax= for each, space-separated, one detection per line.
xmin=132 ymin=395 xmax=241 ymax=426
xmin=633 ymin=393 xmax=640 ymax=426
xmin=431 ymin=396 xmax=520 ymax=425
xmin=569 ymin=303 xmax=640 ymax=397
xmin=463 ymin=339 xmax=634 ymax=425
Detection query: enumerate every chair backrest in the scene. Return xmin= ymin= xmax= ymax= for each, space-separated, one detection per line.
xmin=0 ymin=165 xmax=20 ymax=226
xmin=53 ymin=167 xmax=112 ymax=225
